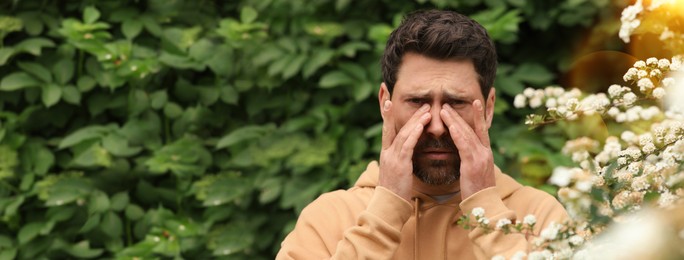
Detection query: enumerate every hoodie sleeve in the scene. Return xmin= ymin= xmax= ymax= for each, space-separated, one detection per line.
xmin=276 ymin=186 xmax=413 ymax=259
xmin=459 ymin=187 xmax=569 ymax=260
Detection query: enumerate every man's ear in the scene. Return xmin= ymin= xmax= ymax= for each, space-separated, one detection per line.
xmin=379 ymin=82 xmax=391 ymax=120
xmin=485 ymin=88 xmax=496 ymax=129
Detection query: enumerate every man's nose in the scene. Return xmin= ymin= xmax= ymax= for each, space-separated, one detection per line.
xmin=426 ymin=104 xmax=447 ymax=137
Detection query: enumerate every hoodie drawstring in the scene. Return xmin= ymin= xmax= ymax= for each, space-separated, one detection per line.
xmin=413 ymin=197 xmax=420 ymax=260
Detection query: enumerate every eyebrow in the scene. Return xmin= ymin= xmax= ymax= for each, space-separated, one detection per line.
xmin=403 ymin=90 xmax=470 ymax=101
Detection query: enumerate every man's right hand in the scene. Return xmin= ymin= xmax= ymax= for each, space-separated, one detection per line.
xmin=378 ymin=101 xmax=431 ymax=202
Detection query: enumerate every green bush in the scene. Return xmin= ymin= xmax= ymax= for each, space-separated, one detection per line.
xmin=0 ymin=0 xmax=615 ymax=258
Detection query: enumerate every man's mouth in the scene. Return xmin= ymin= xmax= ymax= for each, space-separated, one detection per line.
xmin=419 ymin=149 xmax=455 ymax=160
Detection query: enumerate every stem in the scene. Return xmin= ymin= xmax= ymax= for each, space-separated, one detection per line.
xmin=78 ymin=50 xmax=84 ymax=78
xmin=125 ymin=217 xmax=132 ymax=246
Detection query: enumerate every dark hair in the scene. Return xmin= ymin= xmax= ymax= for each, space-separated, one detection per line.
xmin=381 ymin=10 xmax=497 ymax=98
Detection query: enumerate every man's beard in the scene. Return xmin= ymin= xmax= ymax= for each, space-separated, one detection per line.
xmin=412 ymin=135 xmax=461 ymax=185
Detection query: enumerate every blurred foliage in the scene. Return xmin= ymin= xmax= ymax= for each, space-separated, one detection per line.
xmin=0 ymin=0 xmax=618 ymax=258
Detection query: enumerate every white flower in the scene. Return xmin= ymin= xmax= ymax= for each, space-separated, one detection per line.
xmin=637 ymin=78 xmax=654 ymax=92
xmin=658 ymin=191 xmax=678 ymax=207
xmin=634 ymin=60 xmax=646 ymax=69
xmin=624 ymin=68 xmax=638 ymax=81
xmin=529 ymin=97 xmax=542 ymax=108
xmin=549 ymin=167 xmax=575 ymax=187
xmin=511 ymin=251 xmax=526 ymax=260
xmin=650 ymin=68 xmax=662 ymax=78
xmin=642 ymin=142 xmax=656 ymax=154
xmin=472 ymin=207 xmax=485 ymax=218
xmin=575 ymin=180 xmax=592 ymax=192
xmin=637 ymin=69 xmax=648 ymax=78
xmin=545 ymin=98 xmax=557 ymax=108
xmin=523 ymin=87 xmax=535 ymax=98
xmin=658 ymin=58 xmax=671 ymax=69
xmin=662 ymin=77 xmax=675 ymax=87
xmin=569 ymin=235 xmax=584 ymax=246
xmin=646 ymin=57 xmax=658 ymax=66
xmin=478 ymin=217 xmax=490 ymax=225
xmin=523 ymin=214 xmax=537 ymax=226
xmin=496 ymin=218 xmax=512 ymax=229
xmin=621 ymin=131 xmax=637 ymax=143
xmin=528 ymin=250 xmax=553 ymax=260
xmin=607 ymin=107 xmax=621 ymax=117
xmin=652 ymin=87 xmax=666 ymax=99
xmin=552 ymin=86 xmax=565 ymax=96
xmin=608 ymin=84 xmax=624 ymax=97
xmin=671 ymin=56 xmax=682 ymax=70
xmin=513 ymin=94 xmax=526 ymax=108
xmin=623 ymin=92 xmax=637 ymax=106
xmin=491 ymin=255 xmax=506 ymax=260
xmin=540 ymin=222 xmax=562 ymax=240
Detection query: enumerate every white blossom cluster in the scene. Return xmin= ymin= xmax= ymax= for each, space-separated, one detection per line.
xmin=487 ymin=2 xmax=684 ymax=258
xmin=516 ymin=56 xmax=682 ymax=127
xmin=619 ymin=0 xmax=643 ymax=43
xmin=618 ymin=0 xmax=684 ymax=45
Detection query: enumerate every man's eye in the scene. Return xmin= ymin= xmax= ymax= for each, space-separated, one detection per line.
xmin=449 ymin=100 xmax=467 ymax=106
xmin=408 ymin=98 xmax=424 ymax=104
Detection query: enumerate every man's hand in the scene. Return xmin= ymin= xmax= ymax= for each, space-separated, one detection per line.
xmin=378 ymin=101 xmax=431 ymax=202
xmin=440 ymin=100 xmax=495 ymax=199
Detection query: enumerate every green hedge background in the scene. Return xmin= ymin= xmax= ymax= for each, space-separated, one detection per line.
xmin=0 ymin=0 xmax=628 ymax=259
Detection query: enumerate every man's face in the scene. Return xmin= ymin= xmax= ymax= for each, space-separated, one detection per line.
xmin=387 ymin=52 xmax=494 ymax=185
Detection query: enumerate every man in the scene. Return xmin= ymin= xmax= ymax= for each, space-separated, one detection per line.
xmin=277 ymin=10 xmax=568 ymax=259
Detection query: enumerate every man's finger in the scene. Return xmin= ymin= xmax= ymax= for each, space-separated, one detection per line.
xmin=381 ymin=100 xmax=395 ymax=149
xmin=440 ymin=104 xmax=478 ymax=154
xmin=392 ymin=104 xmax=430 ymax=152
xmin=472 ymin=100 xmax=491 ymax=147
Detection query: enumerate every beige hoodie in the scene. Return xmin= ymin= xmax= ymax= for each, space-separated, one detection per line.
xmin=277 ymin=161 xmax=568 ymax=259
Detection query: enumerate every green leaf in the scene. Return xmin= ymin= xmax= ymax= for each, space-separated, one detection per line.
xmin=72 ymin=142 xmax=112 ymax=168
xmin=303 ymin=49 xmax=334 ymax=78
xmin=240 ymin=7 xmax=258 ymax=23
xmin=110 ymin=192 xmax=129 ymax=211
xmin=122 ymin=19 xmax=143 ymax=39
xmin=318 ymin=70 xmax=354 ymax=88
xmin=259 ymin=178 xmax=282 ymax=204
xmin=21 ymin=141 xmax=54 ymax=175
xmin=189 ymin=38 xmax=215 ymax=61
xmin=0 ymin=72 xmax=41 ymax=91
xmin=216 ymin=124 xmax=276 ymax=149
xmin=145 ymin=136 xmax=210 ymax=176
xmin=53 ymin=59 xmax=75 ymax=85
xmin=62 ymin=85 xmax=81 ymax=104
xmin=18 ymin=11 xmax=43 ymax=35
xmin=89 ymin=191 xmax=110 ymax=214
xmin=18 ymin=222 xmax=43 ymax=244
xmin=150 ymin=90 xmax=168 ymax=109
xmin=83 ymin=6 xmax=101 ymax=24
xmin=512 ymin=63 xmax=554 ymax=85
xmin=14 ymin=37 xmax=55 ymax=56
xmin=163 ymin=102 xmax=183 ymax=119
xmin=282 ymin=54 xmax=307 ymax=79
xmin=41 ymin=83 xmax=62 ymax=107
xmin=0 ymin=248 xmax=17 ymax=260
xmin=102 ymin=133 xmax=141 ymax=157
xmin=219 ymin=85 xmax=238 ymax=105
xmin=64 ymin=241 xmax=104 ymax=258
xmin=77 ymin=75 xmax=97 ymax=92
xmin=59 ymin=125 xmax=110 ymax=149
xmin=80 ymin=214 xmax=101 ymax=233
xmin=17 ymin=61 xmax=52 ymax=83
xmin=0 ymin=48 xmax=14 ymax=66
xmin=100 ymin=211 xmax=123 ymax=238
xmin=125 ymin=204 xmax=144 ymax=220
xmin=128 ymin=89 xmax=149 ymax=117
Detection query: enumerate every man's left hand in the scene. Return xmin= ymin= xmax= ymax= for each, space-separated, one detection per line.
xmin=440 ymin=100 xmax=495 ymax=199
